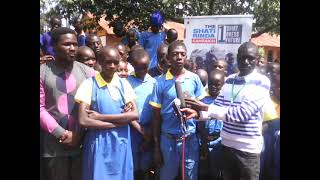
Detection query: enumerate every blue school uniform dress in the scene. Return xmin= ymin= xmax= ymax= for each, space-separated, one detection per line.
xmin=140 ymin=31 xmax=166 ymax=70
xmin=127 ymin=73 xmax=156 ymax=171
xmin=75 ymin=73 xmax=136 ymax=180
xmin=199 ymin=96 xmax=223 ymax=178
xmin=149 ymin=69 xmax=206 ymax=180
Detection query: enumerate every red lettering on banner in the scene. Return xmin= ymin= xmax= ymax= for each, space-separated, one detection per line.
xmin=192 ymin=38 xmax=216 ymax=44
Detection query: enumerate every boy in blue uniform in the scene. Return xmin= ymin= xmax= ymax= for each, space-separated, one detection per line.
xmin=148 ymin=43 xmax=169 ymax=78
xmin=41 ymin=17 xmax=62 ymax=56
xmin=75 ymin=46 xmax=138 ymax=180
xmin=122 ymin=28 xmax=141 ymax=49
xmin=127 ymin=49 xmax=156 ymax=180
xmin=149 ymin=41 xmax=206 ymax=180
xmin=72 ymin=17 xmax=86 ymax=47
xmin=197 ymin=70 xmax=225 ymax=180
xmin=140 ymin=11 xmax=166 ymax=70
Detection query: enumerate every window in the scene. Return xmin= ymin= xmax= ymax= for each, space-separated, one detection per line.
xmin=267 ymin=50 xmax=273 ymax=62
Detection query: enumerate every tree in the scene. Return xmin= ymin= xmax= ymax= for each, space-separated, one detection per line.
xmin=44 ymin=0 xmax=279 ymax=35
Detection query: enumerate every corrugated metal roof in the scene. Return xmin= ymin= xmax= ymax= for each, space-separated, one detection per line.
xmin=251 ymin=33 xmax=280 ymax=47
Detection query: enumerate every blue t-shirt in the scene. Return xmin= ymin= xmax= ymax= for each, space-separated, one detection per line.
xmin=140 ymin=31 xmax=166 ymax=70
xmin=127 ymin=74 xmax=156 ymax=127
xmin=149 ymin=70 xmax=206 ymax=135
xmin=200 ymin=96 xmax=223 ymax=135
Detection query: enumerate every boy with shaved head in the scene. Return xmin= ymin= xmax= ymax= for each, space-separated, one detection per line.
xmin=148 ymin=43 xmax=169 ymax=77
xmin=86 ymin=34 xmax=103 ymax=72
xmin=212 ymin=59 xmax=228 ymax=76
xmin=76 ymin=46 xmax=97 ymax=68
xmin=165 ymin=28 xmax=178 ymax=45
xmin=116 ymin=43 xmax=134 ymax=74
xmin=198 ymin=70 xmax=225 ymax=179
xmin=127 ymin=49 xmax=156 ymax=180
xmin=149 ymin=41 xmax=206 ymax=180
xmin=41 ymin=17 xmax=62 ymax=56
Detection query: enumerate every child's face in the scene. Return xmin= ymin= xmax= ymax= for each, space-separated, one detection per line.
xmin=208 ymin=75 xmax=224 ymax=98
xmin=117 ymin=61 xmax=129 ymax=78
xmin=132 ymin=56 xmax=149 ymax=78
xmin=213 ymin=60 xmax=228 ymax=75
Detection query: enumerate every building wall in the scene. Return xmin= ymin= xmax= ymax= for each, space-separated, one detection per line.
xmin=262 ymin=46 xmax=280 ymax=62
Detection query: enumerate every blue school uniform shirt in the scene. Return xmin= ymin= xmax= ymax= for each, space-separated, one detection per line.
xmin=140 ymin=31 xmax=166 ymax=70
xmin=148 ymin=65 xmax=163 ymax=78
xmin=127 ymin=73 xmax=155 ymax=170
xmin=127 ymin=73 xmax=156 ymax=128
xmin=42 ymin=32 xmax=55 ymax=56
xmin=149 ymin=69 xmax=206 ymax=136
xmin=200 ymin=96 xmax=223 ymax=135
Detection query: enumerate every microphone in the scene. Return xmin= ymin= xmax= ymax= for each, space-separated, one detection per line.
xmin=175 ymin=80 xmax=186 ymax=108
xmin=174 ymin=80 xmax=188 ymax=135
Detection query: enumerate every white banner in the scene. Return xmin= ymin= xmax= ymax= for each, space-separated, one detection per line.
xmin=183 ymin=15 xmax=253 ymax=72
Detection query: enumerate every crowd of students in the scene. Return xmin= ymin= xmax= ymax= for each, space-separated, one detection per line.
xmin=40 ymin=11 xmax=280 ymax=180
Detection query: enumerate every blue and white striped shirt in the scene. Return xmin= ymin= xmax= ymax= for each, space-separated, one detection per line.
xmin=200 ymin=70 xmax=270 ymax=153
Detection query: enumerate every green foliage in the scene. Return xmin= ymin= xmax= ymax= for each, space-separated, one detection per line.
xmin=252 ymin=0 xmax=280 ymax=36
xmin=40 ymin=0 xmax=279 ymax=35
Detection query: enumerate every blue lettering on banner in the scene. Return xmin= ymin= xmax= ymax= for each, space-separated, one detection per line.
xmin=192 ymin=25 xmax=216 ymax=44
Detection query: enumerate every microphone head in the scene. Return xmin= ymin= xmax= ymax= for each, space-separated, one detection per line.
xmin=175 ymin=80 xmax=186 ymax=108
xmin=173 ymin=98 xmax=181 ymax=106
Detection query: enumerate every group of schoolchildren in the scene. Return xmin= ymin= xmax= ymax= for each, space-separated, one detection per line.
xmin=40 ymin=11 xmax=280 ymax=180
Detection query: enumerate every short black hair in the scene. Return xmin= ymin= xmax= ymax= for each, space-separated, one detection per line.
xmin=51 ymin=27 xmax=76 ymax=45
xmin=168 ymin=40 xmax=187 ymax=54
xmin=129 ymin=49 xmax=149 ymax=63
xmin=71 ymin=17 xmax=81 ymax=25
xmin=97 ymin=46 xmax=120 ymax=62
xmin=167 ymin=28 xmax=178 ymax=42
xmin=127 ymin=29 xmax=139 ymax=41
xmin=76 ymin=46 xmax=94 ymax=60
xmin=50 ymin=17 xmax=61 ymax=24
xmin=238 ymin=42 xmax=258 ymax=57
xmin=209 ymin=69 xmax=225 ymax=78
xmin=85 ymin=34 xmax=101 ymax=45
xmin=157 ymin=43 xmax=168 ymax=54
